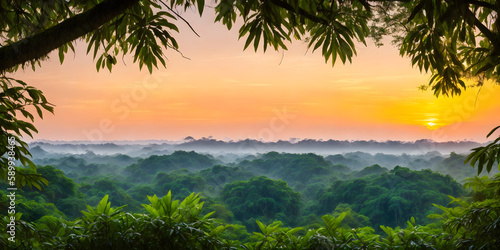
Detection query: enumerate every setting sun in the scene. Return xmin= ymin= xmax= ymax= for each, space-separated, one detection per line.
xmin=427 ymin=122 xmax=437 ymax=128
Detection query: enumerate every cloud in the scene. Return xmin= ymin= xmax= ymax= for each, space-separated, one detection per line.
xmin=239 ymin=83 xmax=272 ymax=87
xmin=339 ymin=85 xmax=374 ymax=90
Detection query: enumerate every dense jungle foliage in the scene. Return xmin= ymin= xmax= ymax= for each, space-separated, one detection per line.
xmin=2 ymin=0 xmax=500 ymax=248
xmin=1 ymin=150 xmax=499 ymax=249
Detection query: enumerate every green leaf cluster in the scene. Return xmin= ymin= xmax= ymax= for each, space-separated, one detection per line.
xmin=466 ymin=126 xmax=500 ymax=175
xmin=0 ymin=77 xmax=52 ymax=189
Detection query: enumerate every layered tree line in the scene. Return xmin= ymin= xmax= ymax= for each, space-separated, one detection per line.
xmin=0 ymin=150 xmax=498 ymax=248
xmin=1 ymin=0 xmax=500 ymax=248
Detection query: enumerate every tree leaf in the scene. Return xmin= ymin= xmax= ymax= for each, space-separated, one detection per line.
xmin=486 ymin=125 xmax=500 ymax=138
xmin=197 ymin=0 xmax=205 ymax=16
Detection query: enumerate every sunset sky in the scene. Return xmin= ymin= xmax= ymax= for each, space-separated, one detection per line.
xmin=11 ymin=9 xmax=500 ymax=143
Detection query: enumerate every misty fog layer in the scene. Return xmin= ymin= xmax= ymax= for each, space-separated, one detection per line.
xmin=29 ymin=138 xmax=484 ymax=156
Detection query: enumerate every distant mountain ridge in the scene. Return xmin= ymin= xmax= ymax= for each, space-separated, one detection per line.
xmin=29 ymin=138 xmax=484 ymax=156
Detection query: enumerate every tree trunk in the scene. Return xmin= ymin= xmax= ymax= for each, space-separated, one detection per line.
xmin=0 ymin=0 xmax=140 ymax=73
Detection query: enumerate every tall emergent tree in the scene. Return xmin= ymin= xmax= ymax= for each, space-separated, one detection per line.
xmin=1 ymin=0 xmax=499 ymax=185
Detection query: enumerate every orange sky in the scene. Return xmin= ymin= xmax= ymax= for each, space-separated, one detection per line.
xmin=10 ymin=9 xmax=500 ymax=142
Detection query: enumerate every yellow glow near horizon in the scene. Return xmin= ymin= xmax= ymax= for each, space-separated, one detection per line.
xmin=427 ymin=122 xmax=437 ymax=128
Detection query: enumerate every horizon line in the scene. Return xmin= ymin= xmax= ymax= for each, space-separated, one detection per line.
xmin=28 ymin=138 xmax=485 ymax=144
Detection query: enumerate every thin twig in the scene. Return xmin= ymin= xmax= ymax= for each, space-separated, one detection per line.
xmin=278 ymin=50 xmax=284 ymax=65
xmin=167 ymin=43 xmax=191 ymax=60
xmin=158 ymin=0 xmax=200 ymax=37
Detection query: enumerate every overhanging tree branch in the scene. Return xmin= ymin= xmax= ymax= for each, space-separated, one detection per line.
xmin=464 ymin=7 xmax=498 ymax=45
xmin=0 ymin=0 xmax=140 ymax=73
